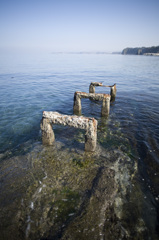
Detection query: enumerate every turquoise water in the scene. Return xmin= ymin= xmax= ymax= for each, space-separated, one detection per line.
xmin=0 ymin=53 xmax=159 ymax=239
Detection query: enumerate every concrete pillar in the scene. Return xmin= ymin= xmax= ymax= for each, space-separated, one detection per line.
xmin=40 ymin=118 xmax=55 ymax=145
xmin=89 ymin=84 xmax=95 ymax=93
xmin=101 ymin=94 xmax=111 ymax=117
xmin=110 ymin=84 xmax=116 ymax=101
xmin=73 ymin=92 xmax=81 ymax=114
xmin=85 ymin=118 xmax=97 ymax=151
xmin=89 ymin=82 xmax=103 ymax=93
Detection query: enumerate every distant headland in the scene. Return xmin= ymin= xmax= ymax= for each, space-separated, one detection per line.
xmin=122 ymin=45 xmax=159 ymax=56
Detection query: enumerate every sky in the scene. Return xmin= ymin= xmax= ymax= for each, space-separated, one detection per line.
xmin=0 ymin=0 xmax=159 ymax=53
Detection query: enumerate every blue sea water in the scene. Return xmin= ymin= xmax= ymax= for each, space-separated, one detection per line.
xmin=0 ymin=52 xmax=159 ymax=239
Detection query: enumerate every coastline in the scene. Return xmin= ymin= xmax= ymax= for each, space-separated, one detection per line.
xmin=143 ymin=53 xmax=159 ymax=56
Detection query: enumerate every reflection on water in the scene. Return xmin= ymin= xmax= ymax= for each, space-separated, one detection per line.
xmin=0 ymin=53 xmax=159 ymax=239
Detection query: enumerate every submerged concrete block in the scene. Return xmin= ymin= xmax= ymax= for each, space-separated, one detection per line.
xmin=73 ymin=91 xmax=111 ymax=117
xmin=41 ymin=111 xmax=98 ymax=152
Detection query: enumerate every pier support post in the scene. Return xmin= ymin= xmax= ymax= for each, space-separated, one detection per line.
xmin=40 ymin=111 xmax=98 ymax=152
xmin=89 ymin=84 xmax=95 ymax=93
xmin=85 ymin=119 xmax=97 ymax=151
xmin=89 ymin=82 xmax=103 ymax=93
xmin=40 ymin=118 xmax=55 ymax=145
xmin=110 ymin=84 xmax=116 ymax=101
xmin=101 ymin=95 xmax=111 ymax=117
xmin=73 ymin=92 xmax=82 ymax=114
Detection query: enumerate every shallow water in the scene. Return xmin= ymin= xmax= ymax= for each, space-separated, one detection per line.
xmin=0 ymin=52 xmax=159 ymax=239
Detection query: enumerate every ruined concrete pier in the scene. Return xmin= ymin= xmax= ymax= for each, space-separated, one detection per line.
xmin=41 ymin=111 xmax=98 ymax=152
xmin=89 ymin=82 xmax=103 ymax=93
xmin=89 ymin=82 xmax=116 ymax=100
xmin=73 ymin=91 xmax=111 ymax=117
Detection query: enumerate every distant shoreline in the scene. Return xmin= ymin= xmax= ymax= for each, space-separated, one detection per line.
xmin=50 ymin=51 xmax=159 ymax=56
xmin=122 ymin=45 xmax=159 ymax=56
xmin=143 ymin=53 xmax=159 ymax=56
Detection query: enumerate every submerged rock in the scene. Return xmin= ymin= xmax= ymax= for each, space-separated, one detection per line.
xmin=0 ymin=129 xmax=154 ymax=239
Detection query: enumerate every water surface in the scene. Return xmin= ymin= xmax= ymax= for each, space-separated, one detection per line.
xmin=0 ymin=53 xmax=159 ymax=239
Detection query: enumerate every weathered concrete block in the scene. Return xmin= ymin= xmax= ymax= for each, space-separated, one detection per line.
xmin=89 ymin=82 xmax=103 ymax=93
xmin=101 ymin=95 xmax=111 ymax=116
xmin=40 ymin=118 xmax=55 ymax=145
xmin=73 ymin=92 xmax=82 ymax=114
xmin=41 ymin=111 xmax=98 ymax=152
xmin=89 ymin=82 xmax=117 ymax=101
xmin=73 ymin=91 xmax=111 ymax=117
xmin=110 ymin=83 xmax=116 ymax=101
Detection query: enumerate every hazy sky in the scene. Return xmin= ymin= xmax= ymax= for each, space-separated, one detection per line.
xmin=0 ymin=0 xmax=159 ymax=52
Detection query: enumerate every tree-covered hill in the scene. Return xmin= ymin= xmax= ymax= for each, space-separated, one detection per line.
xmin=122 ymin=46 xmax=159 ymax=55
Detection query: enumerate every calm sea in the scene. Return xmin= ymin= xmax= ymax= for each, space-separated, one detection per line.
xmin=0 ymin=52 xmax=159 ymax=239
